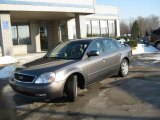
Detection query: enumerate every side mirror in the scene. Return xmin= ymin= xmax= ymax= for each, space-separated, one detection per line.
xmin=87 ymin=51 xmax=100 ymax=57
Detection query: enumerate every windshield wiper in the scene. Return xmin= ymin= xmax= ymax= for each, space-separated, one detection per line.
xmin=49 ymin=57 xmax=66 ymax=59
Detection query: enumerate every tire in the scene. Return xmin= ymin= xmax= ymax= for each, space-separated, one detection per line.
xmin=66 ymin=75 xmax=78 ymax=102
xmin=119 ymin=59 xmax=129 ymax=77
xmin=156 ymin=42 xmax=160 ymax=50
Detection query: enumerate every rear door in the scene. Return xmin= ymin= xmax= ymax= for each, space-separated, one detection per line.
xmin=101 ymin=39 xmax=121 ymax=76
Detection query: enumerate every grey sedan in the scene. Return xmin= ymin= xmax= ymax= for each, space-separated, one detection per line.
xmin=9 ymin=38 xmax=132 ymax=102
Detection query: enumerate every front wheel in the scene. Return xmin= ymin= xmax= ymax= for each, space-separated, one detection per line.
xmin=119 ymin=59 xmax=129 ymax=77
xmin=156 ymin=42 xmax=160 ymax=50
xmin=65 ymin=75 xmax=78 ymax=102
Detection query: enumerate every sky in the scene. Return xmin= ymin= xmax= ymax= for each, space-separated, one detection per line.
xmin=96 ymin=0 xmax=160 ymax=20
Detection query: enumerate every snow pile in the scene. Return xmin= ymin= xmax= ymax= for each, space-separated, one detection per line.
xmin=140 ymin=55 xmax=160 ymax=63
xmin=132 ymin=44 xmax=160 ymax=55
xmin=0 ymin=56 xmax=18 ymax=65
xmin=118 ymin=39 xmax=126 ymax=44
xmin=142 ymin=56 xmax=160 ymax=61
xmin=0 ymin=65 xmax=16 ymax=79
xmin=0 ymin=56 xmax=18 ymax=79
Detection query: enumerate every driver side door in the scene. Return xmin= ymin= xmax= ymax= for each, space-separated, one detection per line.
xmin=85 ymin=40 xmax=106 ymax=85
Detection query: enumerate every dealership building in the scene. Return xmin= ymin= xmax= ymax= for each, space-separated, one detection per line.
xmin=0 ymin=0 xmax=120 ymax=56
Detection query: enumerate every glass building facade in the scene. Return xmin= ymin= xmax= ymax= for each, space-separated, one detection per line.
xmin=85 ymin=19 xmax=116 ymax=38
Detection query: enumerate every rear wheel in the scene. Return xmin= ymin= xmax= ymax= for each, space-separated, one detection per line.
xmin=65 ymin=75 xmax=78 ymax=102
xmin=119 ymin=59 xmax=129 ymax=77
xmin=156 ymin=42 xmax=160 ymax=50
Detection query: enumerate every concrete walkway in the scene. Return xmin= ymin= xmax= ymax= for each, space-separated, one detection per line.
xmin=0 ymin=52 xmax=46 ymax=66
xmin=14 ymin=52 xmax=46 ymax=65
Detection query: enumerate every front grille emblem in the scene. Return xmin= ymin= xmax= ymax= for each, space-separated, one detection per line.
xmin=19 ymin=76 xmax=23 ymax=80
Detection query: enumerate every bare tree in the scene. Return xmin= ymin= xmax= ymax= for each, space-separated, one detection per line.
xmin=128 ymin=17 xmax=135 ymax=33
xmin=137 ymin=15 xmax=160 ymax=36
xmin=120 ymin=19 xmax=130 ymax=35
xmin=137 ymin=16 xmax=148 ymax=36
xmin=120 ymin=15 xmax=160 ymax=37
xmin=147 ymin=15 xmax=160 ymax=31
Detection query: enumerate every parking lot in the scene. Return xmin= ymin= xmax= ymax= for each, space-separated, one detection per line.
xmin=1 ymin=53 xmax=160 ymax=120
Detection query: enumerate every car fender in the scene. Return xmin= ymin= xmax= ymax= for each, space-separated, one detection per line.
xmin=55 ymin=65 xmax=87 ymax=83
xmin=155 ymin=40 xmax=160 ymax=44
xmin=120 ymin=48 xmax=132 ymax=64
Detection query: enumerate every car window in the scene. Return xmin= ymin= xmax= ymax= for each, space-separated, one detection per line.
xmin=152 ymin=30 xmax=160 ymax=35
xmin=46 ymin=41 xmax=90 ymax=60
xmin=87 ymin=40 xmax=104 ymax=55
xmin=114 ymin=40 xmax=124 ymax=49
xmin=102 ymin=39 xmax=118 ymax=53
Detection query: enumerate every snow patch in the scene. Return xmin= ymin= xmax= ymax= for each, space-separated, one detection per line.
xmin=0 ymin=65 xmax=16 ymax=79
xmin=140 ymin=55 xmax=160 ymax=64
xmin=0 ymin=56 xmax=17 ymax=79
xmin=132 ymin=44 xmax=160 ymax=55
xmin=118 ymin=39 xmax=126 ymax=44
xmin=0 ymin=56 xmax=18 ymax=65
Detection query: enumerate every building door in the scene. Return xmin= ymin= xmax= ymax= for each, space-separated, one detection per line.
xmin=40 ymin=26 xmax=48 ymax=51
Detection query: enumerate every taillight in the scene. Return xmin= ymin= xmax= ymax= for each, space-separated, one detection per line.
xmin=150 ymin=36 xmax=156 ymax=42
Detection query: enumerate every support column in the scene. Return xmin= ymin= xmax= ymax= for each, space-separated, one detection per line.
xmin=75 ymin=14 xmax=86 ymax=39
xmin=29 ymin=22 xmax=41 ymax=53
xmin=48 ymin=21 xmax=61 ymax=50
xmin=0 ymin=12 xmax=13 ymax=56
xmin=115 ymin=19 xmax=120 ymax=37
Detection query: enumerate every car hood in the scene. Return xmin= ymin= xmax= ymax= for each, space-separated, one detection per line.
xmin=16 ymin=58 xmax=78 ymax=76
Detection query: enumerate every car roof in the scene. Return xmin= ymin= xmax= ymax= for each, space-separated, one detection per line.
xmin=68 ymin=37 xmax=112 ymax=43
xmin=152 ymin=29 xmax=160 ymax=35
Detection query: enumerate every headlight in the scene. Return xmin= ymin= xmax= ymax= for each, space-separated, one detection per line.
xmin=35 ymin=72 xmax=56 ymax=84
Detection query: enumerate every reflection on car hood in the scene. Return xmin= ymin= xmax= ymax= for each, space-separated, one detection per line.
xmin=17 ymin=58 xmax=77 ymax=76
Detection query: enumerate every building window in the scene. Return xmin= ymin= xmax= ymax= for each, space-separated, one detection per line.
xmin=12 ymin=25 xmax=18 ymax=45
xmin=100 ymin=20 xmax=109 ymax=37
xmin=91 ymin=20 xmax=100 ymax=37
xmin=11 ymin=23 xmax=31 ymax=45
xmin=108 ymin=20 xmax=116 ymax=38
xmin=86 ymin=20 xmax=92 ymax=37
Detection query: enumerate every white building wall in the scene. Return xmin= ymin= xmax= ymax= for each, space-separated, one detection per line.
xmin=95 ymin=5 xmax=119 ymax=14
xmin=0 ymin=0 xmax=95 ymax=13
xmin=86 ymin=5 xmax=119 ymax=20
xmin=115 ymin=20 xmax=120 ymax=37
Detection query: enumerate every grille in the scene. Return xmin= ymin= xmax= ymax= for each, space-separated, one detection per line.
xmin=14 ymin=73 xmax=36 ymax=82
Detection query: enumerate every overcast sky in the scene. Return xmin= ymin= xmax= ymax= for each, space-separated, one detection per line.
xmin=96 ymin=0 xmax=160 ymax=19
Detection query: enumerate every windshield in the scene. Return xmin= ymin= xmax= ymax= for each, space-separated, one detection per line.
xmin=45 ymin=41 xmax=90 ymax=60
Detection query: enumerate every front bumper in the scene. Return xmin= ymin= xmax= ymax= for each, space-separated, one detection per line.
xmin=9 ymin=79 xmax=65 ymax=99
xmin=149 ymin=42 xmax=155 ymax=46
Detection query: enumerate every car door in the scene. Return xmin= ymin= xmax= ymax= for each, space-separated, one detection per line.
xmin=102 ymin=39 xmax=121 ymax=76
xmin=85 ymin=40 xmax=106 ymax=85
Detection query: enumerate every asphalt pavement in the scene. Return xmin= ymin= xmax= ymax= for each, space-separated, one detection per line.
xmin=0 ymin=54 xmax=160 ymax=120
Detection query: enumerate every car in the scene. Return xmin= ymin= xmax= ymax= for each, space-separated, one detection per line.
xmin=150 ymin=28 xmax=160 ymax=49
xmin=9 ymin=38 xmax=132 ymax=102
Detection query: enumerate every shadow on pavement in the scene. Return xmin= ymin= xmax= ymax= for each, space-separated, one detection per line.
xmin=0 ymin=79 xmax=17 ymax=120
xmin=108 ymin=77 xmax=160 ymax=109
xmin=18 ymin=107 xmax=160 ymax=120
xmin=13 ymin=94 xmax=70 ymax=106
